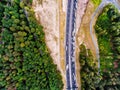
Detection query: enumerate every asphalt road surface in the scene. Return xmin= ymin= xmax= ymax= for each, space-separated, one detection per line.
xmin=65 ymin=0 xmax=78 ymax=90
xmin=66 ymin=0 xmax=120 ymax=89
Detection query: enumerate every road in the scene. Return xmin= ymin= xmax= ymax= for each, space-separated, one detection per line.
xmin=65 ymin=0 xmax=120 ymax=89
xmin=65 ymin=0 xmax=78 ymax=89
xmin=90 ymin=0 xmax=120 ymax=71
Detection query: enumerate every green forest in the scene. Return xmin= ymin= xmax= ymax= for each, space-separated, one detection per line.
xmin=0 ymin=0 xmax=63 ymax=90
xmin=80 ymin=4 xmax=120 ymax=90
xmin=79 ymin=44 xmax=99 ymax=90
xmin=95 ymin=4 xmax=120 ymax=89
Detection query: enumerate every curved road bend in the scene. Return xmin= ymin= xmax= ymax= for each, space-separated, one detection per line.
xmin=90 ymin=0 xmax=120 ymax=70
xmin=65 ymin=0 xmax=78 ymax=90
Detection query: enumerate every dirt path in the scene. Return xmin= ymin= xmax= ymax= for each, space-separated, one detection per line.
xmin=58 ymin=0 xmax=67 ymax=89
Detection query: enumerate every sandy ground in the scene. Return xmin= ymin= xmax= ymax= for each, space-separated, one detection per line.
xmin=32 ymin=0 xmax=66 ymax=89
xmin=76 ymin=0 xmax=97 ymax=60
xmin=77 ymin=0 xmax=97 ymax=53
xmin=32 ymin=1 xmax=59 ymax=65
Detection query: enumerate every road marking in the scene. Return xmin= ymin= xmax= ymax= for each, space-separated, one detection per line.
xmin=66 ymin=64 xmax=69 ymax=70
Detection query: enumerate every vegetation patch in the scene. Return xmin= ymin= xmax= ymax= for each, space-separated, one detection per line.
xmin=95 ymin=4 xmax=120 ymax=89
xmin=79 ymin=4 xmax=120 ymax=90
xmin=0 ymin=0 xmax=63 ymax=90
xmin=79 ymin=44 xmax=99 ymax=90
xmin=91 ymin=0 xmax=101 ymax=7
